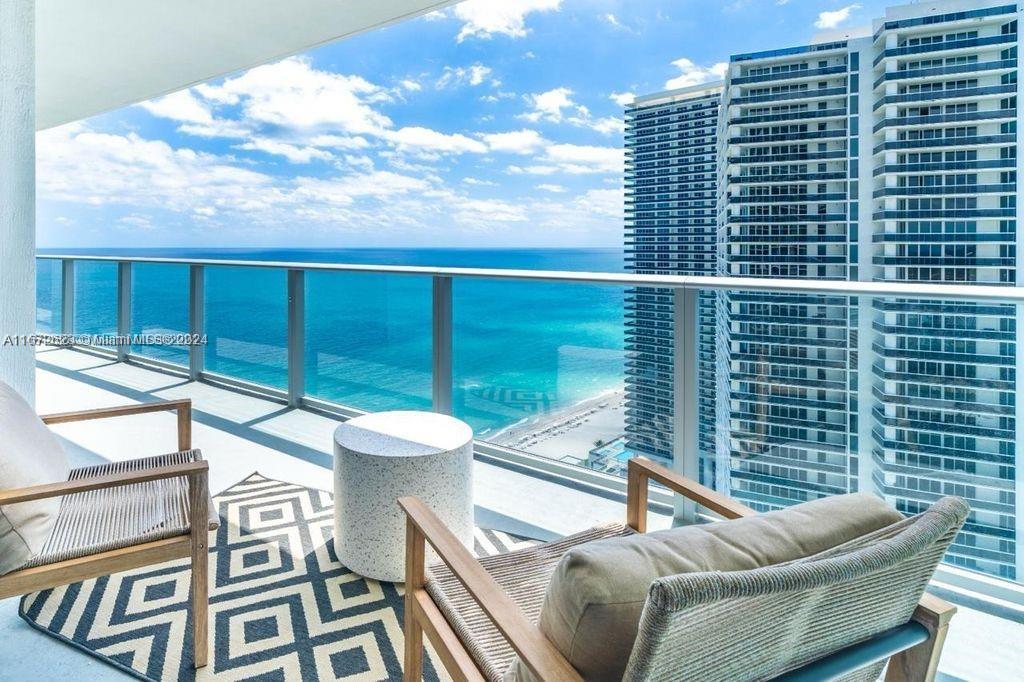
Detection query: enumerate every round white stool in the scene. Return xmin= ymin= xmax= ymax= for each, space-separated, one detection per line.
xmin=333 ymin=410 xmax=474 ymax=582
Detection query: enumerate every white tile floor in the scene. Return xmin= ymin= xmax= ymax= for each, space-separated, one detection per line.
xmin=0 ymin=347 xmax=1019 ymax=680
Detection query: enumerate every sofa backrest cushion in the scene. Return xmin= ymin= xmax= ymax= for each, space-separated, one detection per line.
xmin=0 ymin=381 xmax=70 ymax=574
xmin=506 ymin=492 xmax=903 ymax=682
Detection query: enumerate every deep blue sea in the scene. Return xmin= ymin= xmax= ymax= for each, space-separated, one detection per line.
xmin=35 ymin=248 xmax=626 ymax=436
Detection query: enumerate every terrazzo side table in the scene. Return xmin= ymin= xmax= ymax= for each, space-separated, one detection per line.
xmin=333 ymin=410 xmax=474 ymax=582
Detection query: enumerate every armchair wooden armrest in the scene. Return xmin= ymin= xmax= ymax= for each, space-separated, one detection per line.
xmin=626 ymin=456 xmax=755 ymax=532
xmin=399 ymin=496 xmax=582 ymax=682
xmin=626 ymin=456 xmax=955 ymax=682
xmin=0 ymin=459 xmax=209 ymax=506
xmin=40 ymin=398 xmax=193 ymax=451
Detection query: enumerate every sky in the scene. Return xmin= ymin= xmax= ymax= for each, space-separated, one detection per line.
xmin=36 ymin=0 xmax=892 ymax=250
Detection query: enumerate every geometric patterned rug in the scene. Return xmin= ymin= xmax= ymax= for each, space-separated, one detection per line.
xmin=19 ymin=473 xmax=538 ymax=681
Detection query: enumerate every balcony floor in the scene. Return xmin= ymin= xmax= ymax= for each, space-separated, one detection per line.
xmin=0 ymin=347 xmax=1019 ymax=680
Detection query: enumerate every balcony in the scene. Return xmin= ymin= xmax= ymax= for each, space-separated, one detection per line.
xmin=12 ymin=255 xmax=1024 ymax=680
xmin=872 ymin=33 xmax=1017 ymax=66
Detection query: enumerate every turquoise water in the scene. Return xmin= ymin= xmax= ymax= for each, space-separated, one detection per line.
xmin=35 ymin=249 xmax=626 ymax=436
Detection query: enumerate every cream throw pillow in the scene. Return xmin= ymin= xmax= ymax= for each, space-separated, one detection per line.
xmin=505 ymin=493 xmax=903 ymax=681
xmin=0 ymin=381 xmax=70 ymax=574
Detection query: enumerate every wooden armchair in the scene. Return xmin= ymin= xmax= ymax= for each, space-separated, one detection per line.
xmin=400 ymin=457 xmax=960 ymax=682
xmin=0 ymin=399 xmax=216 ymax=669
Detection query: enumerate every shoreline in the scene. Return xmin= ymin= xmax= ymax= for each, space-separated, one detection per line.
xmin=491 ymin=386 xmax=626 ymax=463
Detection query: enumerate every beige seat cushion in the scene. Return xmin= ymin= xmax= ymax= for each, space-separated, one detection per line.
xmin=508 ymin=493 xmax=903 ymax=682
xmin=0 ymin=381 xmax=70 ymax=574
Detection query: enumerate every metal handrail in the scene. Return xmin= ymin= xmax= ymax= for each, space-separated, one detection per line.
xmin=35 ymin=254 xmax=1024 ymax=303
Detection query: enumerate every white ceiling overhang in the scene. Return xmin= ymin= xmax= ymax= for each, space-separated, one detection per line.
xmin=36 ymin=0 xmax=457 ymax=130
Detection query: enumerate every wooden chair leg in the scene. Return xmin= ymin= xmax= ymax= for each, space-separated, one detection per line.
xmin=885 ymin=595 xmax=955 ymax=682
xmin=190 ymin=473 xmax=210 ymax=669
xmin=885 ymin=622 xmax=949 ymax=682
xmin=404 ymin=519 xmax=426 ymax=682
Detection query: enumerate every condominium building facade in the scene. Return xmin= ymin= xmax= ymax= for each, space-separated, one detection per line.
xmin=717 ymin=38 xmax=865 ymax=518
xmin=869 ymin=0 xmax=1020 ymax=581
xmin=624 ymin=84 xmax=721 ymax=483
xmin=627 ymin=0 xmax=1022 ymax=582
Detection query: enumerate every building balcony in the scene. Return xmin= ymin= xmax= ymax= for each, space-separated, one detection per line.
xmin=872 ymin=184 xmax=1016 ymax=198
xmin=872 ymin=58 xmax=1018 ymax=89
xmin=729 ymin=107 xmax=847 ymax=125
xmin=872 ymin=158 xmax=1016 ymax=175
xmin=873 ymin=133 xmax=1016 ymax=154
xmin=871 ymin=208 xmax=1015 ymax=220
xmin=731 ymin=64 xmax=847 ymax=85
xmin=729 ymin=86 xmax=848 ymax=106
xmin=873 ymin=83 xmax=1017 ymax=109
xmin=872 ymin=33 xmax=1017 ymax=66
xmin=13 ymin=254 xmax=1024 ymax=680
xmin=872 ymin=108 xmax=1016 ymax=132
xmin=727 ymin=128 xmax=847 ymax=145
xmin=728 ymin=149 xmax=848 ymax=164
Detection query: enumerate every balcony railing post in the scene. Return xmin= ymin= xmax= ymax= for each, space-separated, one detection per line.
xmin=116 ymin=261 xmax=132 ymax=361
xmin=432 ymin=275 xmax=453 ymax=415
xmin=189 ymin=265 xmax=204 ymax=381
xmin=287 ymin=269 xmax=305 ymax=408
xmin=61 ymin=259 xmax=75 ymax=335
xmin=672 ymin=286 xmax=700 ymax=524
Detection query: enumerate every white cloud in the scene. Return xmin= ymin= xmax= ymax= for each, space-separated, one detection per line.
xmin=343 ymin=154 xmax=376 ymax=172
xmin=157 ymin=58 xmax=498 ymax=163
xmin=521 ymin=87 xmax=576 ymax=122
xmin=117 ymin=213 xmax=155 ymax=230
xmin=138 ymin=90 xmax=213 ymax=124
xmin=609 ymin=91 xmax=636 ymax=107
xmin=51 ymin=49 xmax=634 ymax=245
xmin=575 ymin=188 xmax=623 ymax=218
xmin=589 ymin=116 xmax=625 ymax=135
xmin=543 ymin=144 xmax=624 ymax=174
xmin=480 ymin=91 xmax=517 ymax=103
xmin=236 ymin=138 xmax=334 ymax=164
xmin=463 ymin=177 xmax=498 ymax=186
xmin=519 ymin=88 xmax=623 ymax=134
xmin=37 ymin=124 xmax=274 ymax=213
xmin=453 ymin=0 xmax=562 ymax=41
xmin=381 ymin=127 xmax=488 ymax=155
xmin=815 ymin=4 xmax=860 ymax=29
xmin=525 ymin=187 xmax=624 ymax=238
xmin=480 ymin=129 xmax=548 ymax=154
xmin=177 ymin=120 xmax=251 ymax=139
xmin=307 ymin=134 xmax=371 ymax=150
xmin=138 ymin=89 xmax=251 ymax=138
xmin=448 ymin=197 xmax=529 ymax=226
xmin=509 ymin=143 xmax=623 ymax=176
xmin=437 ymin=63 xmax=497 ymax=88
xmin=601 ymin=13 xmax=636 ymax=33
xmin=293 ymin=171 xmax=433 ymax=207
xmin=199 ymin=57 xmax=392 ymax=135
xmin=40 ymin=122 xmax=630 ymax=245
xmin=664 ymin=58 xmax=728 ymax=89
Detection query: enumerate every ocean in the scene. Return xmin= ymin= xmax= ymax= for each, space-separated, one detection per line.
xmin=35 ymin=248 xmax=627 ymax=437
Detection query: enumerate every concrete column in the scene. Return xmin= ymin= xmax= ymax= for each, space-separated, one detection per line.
xmin=0 ymin=0 xmax=36 ymax=402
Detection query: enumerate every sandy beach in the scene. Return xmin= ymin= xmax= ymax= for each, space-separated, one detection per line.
xmin=491 ymin=386 xmax=626 ymax=465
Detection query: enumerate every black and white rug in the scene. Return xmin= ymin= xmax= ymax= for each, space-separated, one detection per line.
xmin=19 ymin=473 xmax=537 ymax=681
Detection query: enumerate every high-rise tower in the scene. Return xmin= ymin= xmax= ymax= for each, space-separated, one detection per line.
xmin=624 ymin=84 xmax=722 ymax=482
xmin=625 ymin=0 xmax=1022 ymax=582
